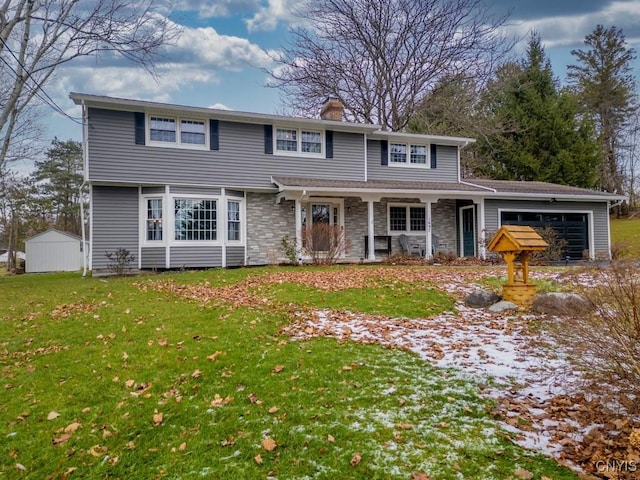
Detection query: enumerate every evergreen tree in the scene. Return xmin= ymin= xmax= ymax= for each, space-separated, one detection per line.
xmin=33 ymin=139 xmax=86 ymax=235
xmin=567 ymin=25 xmax=638 ymax=194
xmin=475 ymin=34 xmax=600 ymax=187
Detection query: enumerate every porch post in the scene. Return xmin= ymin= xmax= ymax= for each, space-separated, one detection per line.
xmin=425 ymin=202 xmax=432 ymax=259
xmin=294 ymin=199 xmax=302 ymax=261
xmin=367 ymin=199 xmax=375 ymax=260
xmin=477 ymin=198 xmax=486 ymax=259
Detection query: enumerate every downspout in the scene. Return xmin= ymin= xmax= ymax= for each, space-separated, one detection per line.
xmin=363 ymin=133 xmax=368 ymax=181
xmin=80 ymin=100 xmax=89 ymax=277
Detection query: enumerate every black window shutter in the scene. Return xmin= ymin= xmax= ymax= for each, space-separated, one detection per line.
xmin=430 ymin=144 xmax=437 ymax=169
xmin=326 ymin=130 xmax=333 ymax=158
xmin=264 ymin=125 xmax=273 ymax=154
xmin=134 ymin=112 xmax=145 ymax=145
xmin=209 ymin=120 xmax=219 ymax=150
xmin=381 ymin=140 xmax=388 ymax=165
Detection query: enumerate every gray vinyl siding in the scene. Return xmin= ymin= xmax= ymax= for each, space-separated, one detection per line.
xmin=141 ymin=247 xmax=165 ymax=269
xmin=170 ymin=186 xmax=221 ymax=195
xmin=142 ymin=187 xmax=164 ymax=194
xmin=367 ymin=141 xmax=459 ymax=183
xmin=226 ymin=246 xmax=245 ymax=267
xmin=87 ymin=109 xmax=365 ymax=188
xmin=170 ymin=246 xmax=222 ymax=268
xmin=484 ymin=199 xmax=610 ymax=254
xmin=92 ymin=186 xmax=138 ymax=269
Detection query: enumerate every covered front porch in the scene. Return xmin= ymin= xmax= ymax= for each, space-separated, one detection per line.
xmin=271 ymin=177 xmax=492 ymax=262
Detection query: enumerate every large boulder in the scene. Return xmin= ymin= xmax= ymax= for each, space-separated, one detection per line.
xmin=531 ymin=292 xmax=591 ymax=316
xmin=488 ymin=301 xmax=519 ymax=313
xmin=465 ymin=289 xmax=501 ymax=308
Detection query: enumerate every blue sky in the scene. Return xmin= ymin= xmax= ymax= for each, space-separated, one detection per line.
xmin=24 ymin=0 xmax=640 ymax=171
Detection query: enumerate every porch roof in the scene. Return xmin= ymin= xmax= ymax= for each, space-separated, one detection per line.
xmin=467 ymin=179 xmax=626 ymax=201
xmin=271 ymin=176 xmax=488 ymax=196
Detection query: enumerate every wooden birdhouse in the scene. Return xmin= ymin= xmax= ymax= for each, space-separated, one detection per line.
xmin=487 ymin=225 xmax=548 ymax=308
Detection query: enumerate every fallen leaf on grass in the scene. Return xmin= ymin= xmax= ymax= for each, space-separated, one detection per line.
xmin=411 ymin=474 xmax=431 ymax=480
xmin=350 ymin=453 xmax=361 ymax=466
xmin=178 ymin=442 xmax=187 ymax=451
xmin=89 ymin=445 xmax=108 ymax=458
xmin=207 ymin=351 xmax=223 ymax=361
xmin=191 ymin=369 xmax=202 ymax=379
xmin=47 ymin=411 xmax=60 ymax=420
xmin=153 ymin=412 xmax=163 ymax=426
xmin=262 ymin=438 xmax=277 ymax=451
xmin=211 ymin=394 xmax=233 ymax=407
xmin=52 ymin=433 xmax=72 ymax=446
xmin=272 ymin=365 xmax=285 ymax=373
xmin=514 ymin=468 xmax=533 ymax=480
xmin=124 ymin=379 xmax=135 ymax=388
xmin=396 ymin=423 xmax=413 ymax=430
xmin=254 ymin=454 xmax=263 ymax=465
xmin=16 ymin=463 xmax=26 ymax=471
xmin=64 ymin=422 xmax=81 ymax=433
xmin=268 ymin=406 xmax=279 ymax=414
xmin=327 ymin=434 xmax=335 ymax=443
xmin=62 ymin=467 xmax=77 ymax=479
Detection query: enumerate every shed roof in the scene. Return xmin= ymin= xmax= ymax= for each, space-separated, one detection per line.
xmin=487 ymin=225 xmax=548 ymax=252
xmin=26 ymin=229 xmax=83 ymax=243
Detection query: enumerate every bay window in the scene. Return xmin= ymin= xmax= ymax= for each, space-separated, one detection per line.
xmin=174 ymin=198 xmax=217 ymax=241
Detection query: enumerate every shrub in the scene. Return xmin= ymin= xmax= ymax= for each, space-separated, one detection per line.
xmin=105 ymin=248 xmax=135 ymax=276
xmin=550 ymin=261 xmax=640 ymax=412
xmin=531 ymin=226 xmax=568 ymax=264
xmin=301 ymin=223 xmax=351 ymax=265
xmin=280 ymin=235 xmax=299 ymax=265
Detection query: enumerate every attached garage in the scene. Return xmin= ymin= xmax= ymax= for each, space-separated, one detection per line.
xmin=501 ymin=211 xmax=589 ymax=259
xmin=25 ymin=229 xmax=87 ymax=273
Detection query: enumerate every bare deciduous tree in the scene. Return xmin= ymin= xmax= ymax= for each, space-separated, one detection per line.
xmin=268 ymin=0 xmax=513 ymax=131
xmin=0 ymin=0 xmax=180 ymax=171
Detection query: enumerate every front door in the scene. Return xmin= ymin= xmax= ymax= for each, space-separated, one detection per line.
xmin=311 ymin=203 xmax=332 ymax=251
xmin=460 ymin=206 xmax=475 ymax=257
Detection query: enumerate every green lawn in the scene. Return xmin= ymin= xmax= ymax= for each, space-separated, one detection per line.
xmin=0 ymin=267 xmax=578 ymax=479
xmin=610 ymin=217 xmax=640 ymax=259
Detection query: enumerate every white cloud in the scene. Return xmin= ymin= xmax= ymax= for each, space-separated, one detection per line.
xmin=174 ymin=25 xmax=276 ymax=69
xmin=245 ymin=0 xmax=300 ymax=32
xmin=208 ymin=103 xmax=231 ymax=110
xmin=174 ymin=0 xmax=259 ymax=18
xmin=504 ymin=0 xmax=640 ymax=50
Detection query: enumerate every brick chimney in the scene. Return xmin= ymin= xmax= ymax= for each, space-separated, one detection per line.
xmin=320 ymin=97 xmax=344 ymax=121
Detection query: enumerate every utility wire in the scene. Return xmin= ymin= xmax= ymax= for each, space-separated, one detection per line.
xmin=0 ymin=38 xmax=82 ymax=124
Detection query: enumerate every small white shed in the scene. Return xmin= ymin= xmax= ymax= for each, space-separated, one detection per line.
xmin=25 ymin=229 xmax=87 ymax=273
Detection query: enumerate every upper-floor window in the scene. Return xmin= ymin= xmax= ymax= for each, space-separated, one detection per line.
xmin=149 ymin=116 xmax=207 ymax=148
xmin=275 ymin=127 xmax=323 ymax=156
xmin=389 ymin=142 xmax=429 ymax=167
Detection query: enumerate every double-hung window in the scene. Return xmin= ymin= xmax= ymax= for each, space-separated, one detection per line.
xmin=389 ymin=142 xmax=429 ymax=167
xmin=275 ymin=127 xmax=323 ymax=156
xmin=174 ymin=198 xmax=217 ymax=241
xmin=227 ymin=200 xmax=241 ymax=242
xmin=388 ymin=204 xmax=426 ymax=233
xmin=146 ymin=198 xmax=163 ymax=241
xmin=149 ymin=115 xmax=207 ymax=148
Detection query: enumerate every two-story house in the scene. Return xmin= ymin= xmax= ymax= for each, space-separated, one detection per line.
xmin=70 ymin=93 xmax=624 ymax=271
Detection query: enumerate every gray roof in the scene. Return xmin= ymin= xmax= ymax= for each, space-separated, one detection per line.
xmin=272 ymin=176 xmax=625 ymax=201
xmin=468 ymin=179 xmax=625 ymax=199
xmin=272 ymin=176 xmax=488 ymax=193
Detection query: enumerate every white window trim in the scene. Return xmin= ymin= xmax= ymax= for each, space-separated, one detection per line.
xmin=387 ymin=203 xmax=427 ymax=234
xmin=273 ymin=126 xmax=325 ymax=158
xmin=146 ymin=114 xmax=209 ymax=150
xmin=225 ymin=197 xmax=245 ymax=245
xmin=388 ymin=142 xmax=431 ymax=169
xmin=171 ymin=194 xmax=221 ymax=245
xmin=140 ymin=194 xmax=166 ymax=246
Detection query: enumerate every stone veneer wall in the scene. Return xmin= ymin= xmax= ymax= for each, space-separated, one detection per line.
xmin=344 ymin=197 xmax=368 ymax=259
xmin=246 ymin=193 xmax=296 ymax=265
